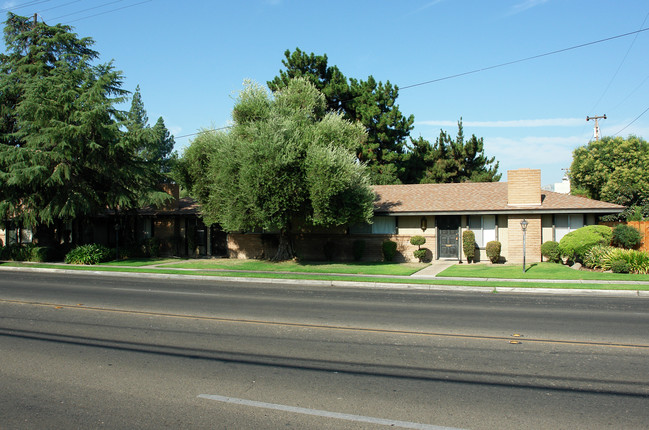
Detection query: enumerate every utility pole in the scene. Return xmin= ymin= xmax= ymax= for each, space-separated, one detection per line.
xmin=586 ymin=114 xmax=606 ymax=141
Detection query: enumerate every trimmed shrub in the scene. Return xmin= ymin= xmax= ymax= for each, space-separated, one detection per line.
xmin=611 ymin=259 xmax=630 ymax=274
xmin=352 ymin=240 xmax=365 ymax=261
xmin=65 ymin=244 xmax=112 ymax=265
xmin=410 ymin=235 xmax=426 ymax=248
xmin=410 ymin=235 xmax=427 ymax=262
xmin=382 ymin=240 xmax=397 ymax=262
xmin=462 ymin=230 xmax=476 ymax=263
xmin=558 ymin=225 xmax=612 ymax=263
xmin=486 ymin=241 xmax=501 ymax=263
xmin=413 ymin=249 xmax=427 ymax=262
xmin=323 ymin=241 xmax=335 ymax=261
xmin=611 ymin=224 xmax=643 ymax=249
xmin=541 ymin=241 xmax=561 ymax=263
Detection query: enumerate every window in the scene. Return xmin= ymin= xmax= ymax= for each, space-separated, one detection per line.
xmin=468 ymin=215 xmax=496 ymax=248
xmin=555 ymin=214 xmax=584 ymax=242
xmin=349 ymin=216 xmax=397 ymax=234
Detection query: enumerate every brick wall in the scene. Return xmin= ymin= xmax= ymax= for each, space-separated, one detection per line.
xmin=508 ymin=169 xmax=541 ymax=206
xmin=227 ymin=233 xmax=436 ymax=262
xmin=507 ymin=215 xmax=542 ymax=264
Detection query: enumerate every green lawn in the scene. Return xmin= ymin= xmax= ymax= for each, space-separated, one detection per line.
xmin=438 ymin=262 xmax=649 ymax=281
xmin=2 ymin=260 xmax=648 ymax=290
xmin=98 ymin=258 xmax=180 ymax=267
xmin=157 ymin=259 xmax=428 ymax=276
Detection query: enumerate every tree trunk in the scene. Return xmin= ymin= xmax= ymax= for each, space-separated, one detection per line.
xmin=272 ymin=228 xmax=294 ymax=261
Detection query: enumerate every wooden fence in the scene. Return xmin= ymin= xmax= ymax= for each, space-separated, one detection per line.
xmin=600 ymin=221 xmax=649 ymax=252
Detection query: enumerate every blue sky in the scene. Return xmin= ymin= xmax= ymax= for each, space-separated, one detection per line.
xmin=3 ymin=0 xmax=649 ymax=185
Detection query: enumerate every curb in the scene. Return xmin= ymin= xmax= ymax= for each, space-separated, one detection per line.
xmin=1 ymin=265 xmax=648 ymax=298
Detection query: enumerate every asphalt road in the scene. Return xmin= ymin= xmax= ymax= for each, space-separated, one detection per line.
xmin=1 ymin=270 xmax=648 ymax=429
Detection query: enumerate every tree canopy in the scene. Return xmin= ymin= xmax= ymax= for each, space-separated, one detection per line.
xmin=268 ymin=48 xmax=500 ymax=185
xmin=570 ymin=135 xmax=649 ymax=219
xmin=0 ymin=13 xmax=170 ymax=243
xmin=181 ymin=78 xmax=375 ymax=260
xmin=403 ymin=120 xmax=501 ymax=184
xmin=268 ymin=48 xmax=414 ymax=185
xmin=125 ymin=85 xmax=177 ymax=179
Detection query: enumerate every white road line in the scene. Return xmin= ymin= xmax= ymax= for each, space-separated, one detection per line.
xmin=198 ymin=394 xmax=463 ymax=429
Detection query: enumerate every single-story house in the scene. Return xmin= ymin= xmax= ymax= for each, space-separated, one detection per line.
xmin=1 ymin=169 xmax=625 ymax=263
xmin=227 ymin=169 xmax=625 ymax=263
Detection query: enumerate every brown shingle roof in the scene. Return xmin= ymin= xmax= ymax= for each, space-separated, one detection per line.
xmin=372 ymin=182 xmax=625 ymax=215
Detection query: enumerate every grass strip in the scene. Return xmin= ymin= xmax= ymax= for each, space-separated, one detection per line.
xmin=439 ymin=262 xmax=649 ymax=281
xmin=2 ymin=262 xmax=648 ymax=291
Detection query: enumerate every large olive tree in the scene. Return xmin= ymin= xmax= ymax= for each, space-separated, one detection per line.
xmin=181 ymin=78 xmax=375 ymax=260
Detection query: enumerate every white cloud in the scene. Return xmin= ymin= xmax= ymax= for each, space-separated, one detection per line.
xmin=417 ymin=118 xmax=583 ymax=128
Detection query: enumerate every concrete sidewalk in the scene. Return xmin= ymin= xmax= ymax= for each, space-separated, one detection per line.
xmin=410 ymin=260 xmax=458 ymax=277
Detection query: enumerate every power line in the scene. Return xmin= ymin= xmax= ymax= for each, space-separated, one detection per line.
xmin=613 ymin=106 xmax=649 ymax=137
xmin=1 ymin=0 xmax=50 ymax=13
xmin=400 ymin=27 xmax=649 ymax=90
xmin=49 ymin=0 xmax=127 ymax=21
xmin=587 ymin=10 xmax=649 ymax=116
xmin=64 ymin=0 xmax=152 ymax=24
xmin=37 ymin=0 xmax=84 ymax=14
xmin=174 ymin=27 xmax=649 ymax=141
xmin=175 ymin=126 xmax=232 ymax=140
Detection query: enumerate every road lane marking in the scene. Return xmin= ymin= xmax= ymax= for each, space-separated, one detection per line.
xmin=1 ymin=298 xmax=648 ymax=350
xmin=198 ymin=394 xmax=463 ymax=429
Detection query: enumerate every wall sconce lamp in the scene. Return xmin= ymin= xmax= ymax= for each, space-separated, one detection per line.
xmin=420 ymin=217 xmax=427 ymax=232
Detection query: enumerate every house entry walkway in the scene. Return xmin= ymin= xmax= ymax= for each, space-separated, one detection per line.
xmin=410 ymin=260 xmax=457 ymax=277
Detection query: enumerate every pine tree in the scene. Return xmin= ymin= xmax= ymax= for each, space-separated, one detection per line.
xmin=268 ymin=48 xmax=414 ymax=184
xmin=0 ymin=13 xmax=168 ymax=245
xmin=406 ymin=120 xmax=501 ymax=184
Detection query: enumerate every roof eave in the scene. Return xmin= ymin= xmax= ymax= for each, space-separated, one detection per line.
xmin=374 ymin=208 xmax=625 ymax=216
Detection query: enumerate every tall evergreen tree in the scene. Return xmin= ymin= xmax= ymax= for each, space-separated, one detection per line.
xmin=0 ymin=13 xmax=168 ymax=245
xmin=405 ymin=120 xmax=501 ymax=184
xmin=124 ymin=85 xmax=176 ymax=179
xmin=268 ymin=48 xmax=414 ymax=185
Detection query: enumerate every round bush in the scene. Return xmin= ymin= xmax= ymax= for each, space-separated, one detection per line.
xmin=462 ymin=230 xmax=476 ymax=263
xmin=558 ymin=225 xmax=612 ymax=262
xmin=65 ymin=244 xmax=112 ymax=265
xmin=382 ymin=240 xmax=397 ymax=262
xmin=611 ymin=224 xmax=643 ymax=249
xmin=413 ymin=248 xmax=427 ymax=262
xmin=485 ymin=241 xmax=501 ymax=263
xmin=541 ymin=241 xmax=561 ymax=263
xmin=409 ymin=235 xmax=426 ymax=247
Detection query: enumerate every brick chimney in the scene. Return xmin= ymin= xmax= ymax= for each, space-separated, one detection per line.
xmin=507 ymin=169 xmax=541 ymax=206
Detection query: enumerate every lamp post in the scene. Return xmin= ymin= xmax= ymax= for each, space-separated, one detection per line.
xmin=520 ymin=219 xmax=528 ymax=273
